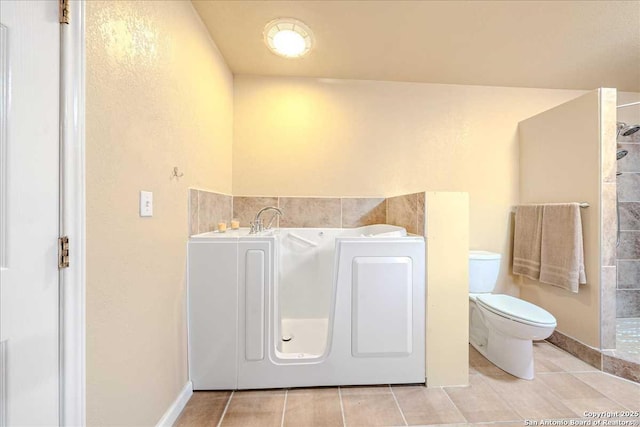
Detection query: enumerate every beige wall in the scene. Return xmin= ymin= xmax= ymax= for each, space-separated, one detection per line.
xmin=424 ymin=192 xmax=470 ymax=387
xmin=518 ymin=89 xmax=617 ymax=349
xmin=233 ymin=76 xmax=584 ymax=294
xmin=86 ymin=1 xmax=233 ymax=425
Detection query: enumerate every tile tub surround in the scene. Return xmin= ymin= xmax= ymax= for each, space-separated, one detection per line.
xmin=386 ymin=192 xmax=426 ymax=236
xmin=192 ymin=192 xmax=424 ymax=235
xmin=189 ymin=189 xmax=233 ymax=235
xmin=175 ymin=343 xmax=640 ymax=426
xmin=341 ymin=197 xmax=386 ymax=228
xmin=232 ymin=196 xmax=387 ymax=229
xmin=231 ymin=196 xmax=388 ymax=229
xmin=232 ymin=196 xmax=279 ymax=228
xmin=278 ymin=197 xmax=342 ymax=228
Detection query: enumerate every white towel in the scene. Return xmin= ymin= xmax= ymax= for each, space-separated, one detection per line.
xmin=513 ymin=205 xmax=544 ymax=280
xmin=539 ymin=203 xmax=586 ymax=293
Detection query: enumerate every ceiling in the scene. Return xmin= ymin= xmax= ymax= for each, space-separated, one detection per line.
xmin=192 ymin=1 xmax=640 ymax=91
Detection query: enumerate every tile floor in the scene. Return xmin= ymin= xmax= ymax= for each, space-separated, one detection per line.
xmin=175 ymin=342 xmax=640 ymax=426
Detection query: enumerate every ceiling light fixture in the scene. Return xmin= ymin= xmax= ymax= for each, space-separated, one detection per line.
xmin=264 ymin=18 xmax=314 ymax=58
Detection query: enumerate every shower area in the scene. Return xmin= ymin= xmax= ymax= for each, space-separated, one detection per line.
xmin=614 ymin=98 xmax=640 ymax=365
xmin=518 ymin=88 xmax=639 ymax=381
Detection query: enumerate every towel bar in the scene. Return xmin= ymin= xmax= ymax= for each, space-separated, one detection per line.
xmin=512 ymin=203 xmax=589 ymax=213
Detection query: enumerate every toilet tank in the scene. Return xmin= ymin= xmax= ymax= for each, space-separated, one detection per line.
xmin=469 ymin=251 xmax=501 ymax=293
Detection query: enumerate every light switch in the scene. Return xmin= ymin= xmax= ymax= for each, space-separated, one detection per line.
xmin=140 ymin=191 xmax=153 ymax=217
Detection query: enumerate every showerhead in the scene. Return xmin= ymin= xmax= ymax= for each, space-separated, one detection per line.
xmin=617 ymin=149 xmax=629 ymax=160
xmin=622 ymin=125 xmax=640 ymax=137
xmin=618 ymin=122 xmax=640 ymax=137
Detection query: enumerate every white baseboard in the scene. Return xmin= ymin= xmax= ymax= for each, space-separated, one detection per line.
xmin=156 ymin=381 xmax=193 ymax=427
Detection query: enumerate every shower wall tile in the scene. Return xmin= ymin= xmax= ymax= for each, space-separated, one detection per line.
xmin=616 ymin=122 xmax=640 ymax=325
xmin=619 ymin=202 xmax=640 ymax=231
xmin=617 ymin=231 xmax=640 ymax=259
xmin=341 ymin=198 xmax=386 ymax=228
xmin=192 ymin=189 xmax=232 ymax=234
xmin=278 ymin=197 xmax=341 ymax=228
xmin=617 ymin=144 xmax=640 ymax=173
xmin=617 ymin=173 xmax=640 ymax=202
xmin=387 ymin=193 xmax=419 ymax=235
xmin=602 ymin=183 xmax=617 ymax=267
xmin=601 ymin=266 xmax=617 ymax=350
xmin=601 ymin=88 xmax=617 ymax=184
xmin=233 ymin=196 xmax=279 ymax=227
xmin=601 ymin=136 xmax=617 ymax=350
xmin=616 ymin=289 xmax=640 ymax=318
xmin=617 ymin=260 xmax=640 ymax=289
xmin=189 ymin=189 xmax=199 ymax=236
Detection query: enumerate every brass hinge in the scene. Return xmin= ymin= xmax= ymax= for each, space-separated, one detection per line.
xmin=58 ymin=236 xmax=69 ymax=269
xmin=59 ymin=0 xmax=70 ymax=24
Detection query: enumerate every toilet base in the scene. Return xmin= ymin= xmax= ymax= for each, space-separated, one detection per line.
xmin=471 ymin=330 xmax=534 ymax=380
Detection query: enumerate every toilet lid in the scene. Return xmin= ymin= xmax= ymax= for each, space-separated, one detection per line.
xmin=476 ymin=294 xmax=557 ymax=326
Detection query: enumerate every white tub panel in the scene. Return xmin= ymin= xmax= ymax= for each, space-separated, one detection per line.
xmin=188 ymin=228 xmax=426 ymax=390
xmin=352 ymin=257 xmax=412 ymax=357
xmin=244 ymin=250 xmax=265 ymax=361
xmin=188 ymin=241 xmax=238 ymax=389
xmin=237 ymin=239 xmax=274 ymax=384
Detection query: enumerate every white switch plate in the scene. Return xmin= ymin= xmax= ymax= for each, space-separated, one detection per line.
xmin=140 ymin=191 xmax=153 ymax=217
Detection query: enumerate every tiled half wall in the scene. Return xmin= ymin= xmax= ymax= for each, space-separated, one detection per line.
xmin=189 ymin=189 xmax=426 ymax=236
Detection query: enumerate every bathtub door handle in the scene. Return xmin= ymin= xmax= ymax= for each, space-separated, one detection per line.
xmin=288 ymin=232 xmax=318 ymax=247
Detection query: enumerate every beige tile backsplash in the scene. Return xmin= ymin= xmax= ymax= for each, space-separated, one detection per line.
xmin=341 ymin=197 xmax=386 ymax=228
xmin=386 ymin=192 xmax=426 ymax=235
xmin=278 ymin=197 xmax=342 ymax=228
xmin=189 ymin=189 xmax=199 ymax=236
xmin=189 ymin=189 xmax=426 ymax=237
xmin=189 ymin=189 xmax=233 ymax=235
xmin=233 ymin=196 xmax=279 ymax=227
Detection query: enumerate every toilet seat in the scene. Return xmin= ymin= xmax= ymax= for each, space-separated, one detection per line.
xmin=476 ymin=294 xmax=556 ymax=327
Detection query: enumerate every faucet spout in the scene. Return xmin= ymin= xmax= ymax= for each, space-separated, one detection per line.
xmin=250 ymin=206 xmax=284 ymax=234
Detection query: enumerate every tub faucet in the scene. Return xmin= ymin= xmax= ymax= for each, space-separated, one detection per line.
xmin=250 ymin=206 xmax=283 ymax=234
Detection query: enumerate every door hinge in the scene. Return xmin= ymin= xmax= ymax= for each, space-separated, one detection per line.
xmin=58 ymin=236 xmax=70 ymax=269
xmin=59 ymin=0 xmax=70 ymax=25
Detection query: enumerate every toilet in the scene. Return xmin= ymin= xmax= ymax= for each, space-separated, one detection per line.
xmin=469 ymin=250 xmax=557 ymax=379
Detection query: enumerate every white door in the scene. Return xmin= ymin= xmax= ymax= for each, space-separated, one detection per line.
xmin=0 ymin=1 xmax=61 ymax=425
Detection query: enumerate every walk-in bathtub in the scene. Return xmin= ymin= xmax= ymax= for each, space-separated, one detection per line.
xmin=187 ymin=224 xmax=425 ymax=390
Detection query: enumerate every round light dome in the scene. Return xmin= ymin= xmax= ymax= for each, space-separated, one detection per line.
xmin=264 ymin=18 xmax=314 ymax=58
